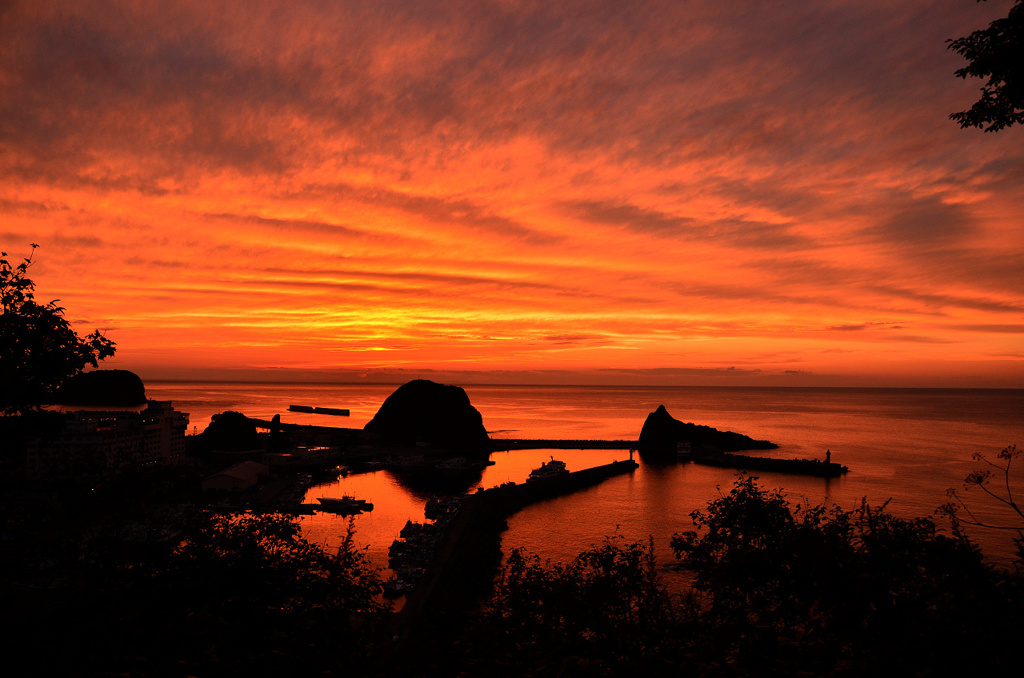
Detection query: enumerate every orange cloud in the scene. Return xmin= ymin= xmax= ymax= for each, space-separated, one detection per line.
xmin=1 ymin=0 xmax=1022 ymax=386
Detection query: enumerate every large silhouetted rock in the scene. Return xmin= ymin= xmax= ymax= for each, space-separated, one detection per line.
xmin=199 ymin=411 xmax=261 ymax=453
xmin=56 ymin=369 xmax=147 ymax=406
xmin=638 ymin=404 xmax=776 ymax=460
xmin=364 ymin=380 xmax=490 ymax=452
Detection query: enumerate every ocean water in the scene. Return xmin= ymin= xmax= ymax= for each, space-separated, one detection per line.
xmin=147 ymin=382 xmax=1024 ymax=567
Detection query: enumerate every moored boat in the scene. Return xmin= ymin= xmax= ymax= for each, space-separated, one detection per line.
xmin=527 ymin=457 xmax=569 ymax=482
xmin=316 ymin=495 xmax=374 ymax=513
xmin=313 ymin=406 xmax=350 ymax=416
xmin=288 ymin=404 xmax=350 ymax=416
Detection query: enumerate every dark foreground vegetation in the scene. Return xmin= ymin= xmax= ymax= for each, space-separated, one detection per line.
xmin=465 ymin=475 xmax=1023 ymax=677
xmin=1 ymin=467 xmax=388 ymax=677
xmin=5 ymin=469 xmax=1023 ymax=677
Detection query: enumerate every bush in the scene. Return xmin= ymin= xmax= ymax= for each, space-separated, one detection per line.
xmin=1 ymin=245 xmax=115 ymax=414
xmin=672 ymin=475 xmax=1019 ymax=675
xmin=467 ymin=477 xmax=1023 ymax=677
xmin=15 ymin=510 xmax=389 ymax=677
xmin=476 ymin=537 xmax=684 ymax=676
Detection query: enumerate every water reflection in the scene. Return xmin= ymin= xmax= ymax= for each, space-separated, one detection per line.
xmin=299 ymin=448 xmax=631 ymax=570
xmin=145 ymin=382 xmax=1024 ymax=567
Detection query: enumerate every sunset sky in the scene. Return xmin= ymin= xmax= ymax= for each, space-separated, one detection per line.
xmin=2 ymin=0 xmax=1022 ymax=387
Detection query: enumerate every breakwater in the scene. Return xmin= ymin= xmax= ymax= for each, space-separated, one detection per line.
xmin=389 ymin=459 xmax=639 ymax=660
xmin=691 ymin=451 xmax=848 ymax=477
xmin=493 ymin=439 xmax=635 ymax=450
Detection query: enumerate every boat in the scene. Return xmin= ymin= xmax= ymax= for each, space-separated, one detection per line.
xmin=288 ymin=405 xmax=350 ymax=416
xmin=312 ymin=406 xmax=350 ymax=416
xmin=527 ymin=457 xmax=569 ymax=482
xmin=316 ymin=496 xmax=374 ymax=513
xmin=425 ymin=494 xmax=465 ymax=519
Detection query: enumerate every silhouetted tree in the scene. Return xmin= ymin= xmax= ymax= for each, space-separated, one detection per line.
xmin=476 ymin=537 xmax=684 ymax=676
xmin=940 ymin=444 xmax=1024 ymax=569
xmin=1 ymin=245 xmax=115 ymax=414
xmin=469 ymin=477 xmax=1022 ymax=676
xmin=20 ymin=510 xmax=389 ymax=677
xmin=949 ymin=0 xmax=1024 ymax=131
xmin=147 ymin=512 xmax=389 ymax=675
xmin=672 ymin=475 xmax=1018 ymax=675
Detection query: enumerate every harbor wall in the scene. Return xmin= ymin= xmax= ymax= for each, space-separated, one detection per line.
xmin=691 ymin=451 xmax=848 ymax=477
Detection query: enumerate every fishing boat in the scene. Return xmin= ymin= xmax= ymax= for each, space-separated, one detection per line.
xmin=316 ymin=495 xmax=374 ymax=513
xmin=527 ymin=457 xmax=569 ymax=482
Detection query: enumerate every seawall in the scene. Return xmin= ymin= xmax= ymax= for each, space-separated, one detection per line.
xmin=493 ymin=439 xmax=636 ymax=450
xmin=691 ymin=451 xmax=848 ymax=477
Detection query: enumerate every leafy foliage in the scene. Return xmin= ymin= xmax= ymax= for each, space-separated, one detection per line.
xmin=162 ymin=511 xmax=388 ymax=617
xmin=948 ymin=0 xmax=1024 ymax=131
xmin=15 ymin=509 xmax=389 ymax=676
xmin=672 ymin=475 xmax=1018 ymax=675
xmin=1 ymin=245 xmax=116 ymax=414
xmin=477 ymin=537 xmax=685 ymax=675
xmin=471 ymin=477 xmax=1023 ymax=676
xmin=941 ymin=445 xmax=1024 ymax=527
xmin=149 ymin=512 xmax=389 ymax=675
xmin=940 ymin=444 xmax=1024 ymax=570
xmin=672 ymin=475 xmax=856 ymax=626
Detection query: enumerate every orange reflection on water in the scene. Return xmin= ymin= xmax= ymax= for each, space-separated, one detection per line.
xmin=299 ymin=470 xmax=424 ymax=571
xmin=298 ymin=448 xmax=633 ymax=571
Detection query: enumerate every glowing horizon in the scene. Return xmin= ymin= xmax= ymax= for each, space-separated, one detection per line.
xmin=2 ymin=1 xmax=1022 ymax=387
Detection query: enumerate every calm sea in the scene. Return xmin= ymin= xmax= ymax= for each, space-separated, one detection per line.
xmin=148 ymin=382 xmax=1024 ymax=568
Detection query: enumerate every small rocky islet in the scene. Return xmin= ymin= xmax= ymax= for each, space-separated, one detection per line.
xmin=637 ymin=403 xmax=777 ymax=460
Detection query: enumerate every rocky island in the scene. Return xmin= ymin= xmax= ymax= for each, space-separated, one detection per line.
xmin=363 ymin=379 xmax=491 ymax=456
xmin=637 ymin=404 xmax=777 ymax=460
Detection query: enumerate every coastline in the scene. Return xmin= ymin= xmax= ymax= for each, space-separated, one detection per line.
xmin=145 ymin=381 xmax=1024 ymax=566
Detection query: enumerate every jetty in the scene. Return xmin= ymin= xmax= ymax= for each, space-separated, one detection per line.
xmin=244 ymin=416 xmax=362 ymax=437
xmin=692 ymin=451 xmax=848 ymax=477
xmin=389 ymin=459 xmax=638 ymax=653
xmin=493 ymin=439 xmax=635 ymax=451
xmin=493 ymin=438 xmax=848 ymax=478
